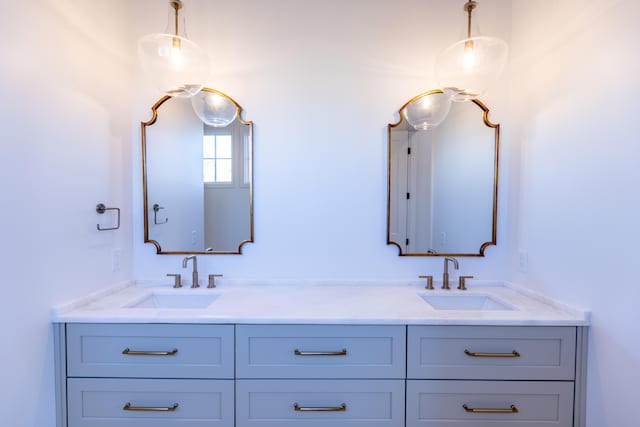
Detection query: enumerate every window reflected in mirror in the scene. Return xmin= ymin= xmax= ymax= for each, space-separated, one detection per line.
xmin=142 ymin=88 xmax=253 ymax=254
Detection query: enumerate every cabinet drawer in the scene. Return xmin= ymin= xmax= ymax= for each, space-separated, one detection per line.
xmin=67 ymin=378 xmax=234 ymax=427
xmin=66 ymin=324 xmax=234 ymax=378
xmin=236 ymin=379 xmax=405 ymax=427
xmin=407 ymin=326 xmax=576 ymax=380
xmin=406 ymin=380 xmax=574 ymax=427
xmin=236 ymin=325 xmax=405 ymax=378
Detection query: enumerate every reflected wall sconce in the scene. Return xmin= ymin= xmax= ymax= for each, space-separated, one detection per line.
xmin=434 ymin=0 xmax=508 ymax=102
xmin=138 ymin=0 xmax=209 ymax=98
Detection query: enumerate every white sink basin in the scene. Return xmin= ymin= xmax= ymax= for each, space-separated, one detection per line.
xmin=421 ymin=294 xmax=514 ymax=311
xmin=127 ymin=292 xmax=219 ymax=309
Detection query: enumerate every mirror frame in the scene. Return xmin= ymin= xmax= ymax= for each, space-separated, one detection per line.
xmin=141 ymin=88 xmax=254 ymax=255
xmin=386 ymin=89 xmax=499 ymax=257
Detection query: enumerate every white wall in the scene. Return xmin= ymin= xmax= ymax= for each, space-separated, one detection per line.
xmin=509 ymin=1 xmax=640 ymax=425
xmin=131 ymin=0 xmax=512 ymax=280
xmin=0 ymin=0 xmax=133 ymax=425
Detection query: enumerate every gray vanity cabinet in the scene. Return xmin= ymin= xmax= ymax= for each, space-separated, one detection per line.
xmin=55 ymin=323 xmax=586 ymax=427
xmin=61 ymin=324 xmax=234 ymax=427
xmin=406 ymin=326 xmax=581 ymax=427
xmin=235 ymin=325 xmax=407 ymax=427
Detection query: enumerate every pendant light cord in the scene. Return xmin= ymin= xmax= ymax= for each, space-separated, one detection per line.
xmin=170 ymin=1 xmax=183 ymax=36
xmin=464 ymin=0 xmax=477 ymax=38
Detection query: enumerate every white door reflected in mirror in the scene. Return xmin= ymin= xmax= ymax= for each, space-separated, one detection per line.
xmin=388 ymin=90 xmax=499 ymax=256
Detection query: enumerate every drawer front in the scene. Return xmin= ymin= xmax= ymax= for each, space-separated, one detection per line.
xmin=67 ymin=378 xmax=234 ymax=427
xmin=236 ymin=325 xmax=406 ymax=378
xmin=406 ymin=380 xmax=574 ymax=427
xmin=407 ymin=326 xmax=576 ymax=380
xmin=66 ymin=324 xmax=234 ymax=378
xmin=236 ymin=379 xmax=405 ymax=427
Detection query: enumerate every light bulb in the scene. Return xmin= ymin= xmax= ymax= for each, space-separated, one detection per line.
xmin=463 ymin=41 xmax=475 ymax=71
xmin=170 ymin=37 xmax=184 ymax=67
xmin=171 ymin=48 xmax=183 ymax=67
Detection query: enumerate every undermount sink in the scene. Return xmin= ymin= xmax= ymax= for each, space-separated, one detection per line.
xmin=127 ymin=292 xmax=219 ymax=309
xmin=420 ymin=294 xmax=514 ymax=311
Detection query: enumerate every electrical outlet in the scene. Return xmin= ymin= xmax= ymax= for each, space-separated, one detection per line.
xmin=440 ymin=232 xmax=447 ymax=246
xmin=191 ymin=230 xmax=197 ymax=245
xmin=111 ymin=248 xmax=121 ymax=272
xmin=519 ymin=251 xmax=528 ymax=273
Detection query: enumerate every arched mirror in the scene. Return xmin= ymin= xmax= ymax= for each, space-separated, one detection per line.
xmin=142 ymin=88 xmax=253 ymax=254
xmin=387 ymin=90 xmax=499 ymax=256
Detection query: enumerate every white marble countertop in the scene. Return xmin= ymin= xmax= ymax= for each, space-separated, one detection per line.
xmin=52 ymin=280 xmax=589 ymax=326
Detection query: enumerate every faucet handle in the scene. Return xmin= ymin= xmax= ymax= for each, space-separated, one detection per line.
xmin=208 ymin=274 xmax=223 ymax=288
xmin=458 ymin=275 xmax=474 ymax=291
xmin=167 ymin=273 xmax=182 ymax=288
xmin=419 ymin=275 xmax=434 ymax=290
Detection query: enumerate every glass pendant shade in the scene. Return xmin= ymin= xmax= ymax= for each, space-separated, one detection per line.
xmin=435 ymin=35 xmax=508 ymax=102
xmin=403 ymin=92 xmax=452 ymax=130
xmin=138 ymin=33 xmax=209 ymax=98
xmin=191 ymin=91 xmax=238 ymax=127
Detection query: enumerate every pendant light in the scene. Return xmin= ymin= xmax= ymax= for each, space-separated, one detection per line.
xmin=435 ymin=1 xmax=508 ymax=102
xmin=403 ymin=91 xmax=452 ymax=130
xmin=138 ymin=1 xmax=209 ymax=98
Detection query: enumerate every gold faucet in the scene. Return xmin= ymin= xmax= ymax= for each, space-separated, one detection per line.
xmin=442 ymin=257 xmax=459 ymax=290
xmin=182 ymin=256 xmax=199 ymax=288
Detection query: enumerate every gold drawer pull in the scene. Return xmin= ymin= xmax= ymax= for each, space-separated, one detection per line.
xmin=463 ymin=404 xmax=518 ymax=413
xmin=294 ymin=348 xmax=348 ymax=356
xmin=294 ymin=403 xmax=347 ymax=412
xmin=464 ymin=349 xmax=520 ymax=358
xmin=123 ymin=402 xmax=179 ymax=412
xmin=122 ymin=348 xmax=178 ymax=356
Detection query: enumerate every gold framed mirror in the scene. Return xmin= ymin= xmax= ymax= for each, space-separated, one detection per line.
xmin=141 ymin=88 xmax=253 ymax=254
xmin=387 ymin=90 xmax=499 ymax=256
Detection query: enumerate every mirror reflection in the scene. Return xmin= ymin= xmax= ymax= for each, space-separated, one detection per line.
xmin=142 ymin=88 xmax=253 ymax=254
xmin=387 ymin=90 xmax=499 ymax=256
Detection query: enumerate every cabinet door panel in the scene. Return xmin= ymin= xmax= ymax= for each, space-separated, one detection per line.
xmin=408 ymin=326 xmax=576 ymax=380
xmin=67 ymin=323 xmax=234 ymax=378
xmin=407 ymin=380 xmax=574 ymax=427
xmin=236 ymin=379 xmax=405 ymax=427
xmin=236 ymin=325 xmax=406 ymax=378
xmin=67 ymin=378 xmax=234 ymax=427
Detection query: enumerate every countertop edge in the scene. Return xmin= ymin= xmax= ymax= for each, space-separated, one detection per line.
xmin=50 ymin=280 xmax=590 ymax=326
